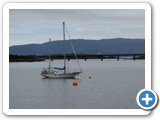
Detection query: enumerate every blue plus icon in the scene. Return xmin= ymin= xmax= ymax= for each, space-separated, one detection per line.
xmin=137 ymin=89 xmax=158 ymax=110
xmin=142 ymin=93 xmax=153 ymax=105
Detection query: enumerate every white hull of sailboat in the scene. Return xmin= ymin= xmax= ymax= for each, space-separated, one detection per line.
xmin=42 ymin=72 xmax=80 ymax=79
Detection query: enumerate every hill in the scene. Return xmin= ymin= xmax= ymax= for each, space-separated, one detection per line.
xmin=9 ymin=38 xmax=145 ymax=55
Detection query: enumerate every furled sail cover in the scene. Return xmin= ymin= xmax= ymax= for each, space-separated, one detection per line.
xmin=54 ymin=67 xmax=65 ymax=70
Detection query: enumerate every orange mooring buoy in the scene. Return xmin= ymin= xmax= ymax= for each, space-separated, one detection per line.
xmin=73 ymin=81 xmax=78 ymax=86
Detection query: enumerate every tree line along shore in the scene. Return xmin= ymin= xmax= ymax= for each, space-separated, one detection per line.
xmin=9 ymin=54 xmax=145 ymax=62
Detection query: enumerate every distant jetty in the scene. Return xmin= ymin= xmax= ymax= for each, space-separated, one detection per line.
xmin=9 ymin=55 xmax=45 ymax=62
xmin=9 ymin=54 xmax=145 ymax=62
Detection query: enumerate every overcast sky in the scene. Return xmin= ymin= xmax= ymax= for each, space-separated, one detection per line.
xmin=9 ymin=9 xmax=145 ymax=46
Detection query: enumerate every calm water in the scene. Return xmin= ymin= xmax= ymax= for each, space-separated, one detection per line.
xmin=9 ymin=59 xmax=144 ymax=109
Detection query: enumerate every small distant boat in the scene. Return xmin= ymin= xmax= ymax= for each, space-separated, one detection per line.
xmin=41 ymin=22 xmax=82 ymax=79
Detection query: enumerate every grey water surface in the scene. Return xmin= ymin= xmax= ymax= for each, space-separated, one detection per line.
xmin=9 ymin=59 xmax=144 ymax=109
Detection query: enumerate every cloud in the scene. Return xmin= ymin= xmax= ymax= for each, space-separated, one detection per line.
xmin=9 ymin=9 xmax=145 ymax=46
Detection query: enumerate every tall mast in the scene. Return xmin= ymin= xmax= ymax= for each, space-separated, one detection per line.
xmin=49 ymin=38 xmax=51 ymax=71
xmin=63 ymin=22 xmax=66 ymax=73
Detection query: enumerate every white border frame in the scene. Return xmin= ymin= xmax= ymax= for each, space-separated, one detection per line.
xmin=3 ymin=3 xmax=151 ymax=115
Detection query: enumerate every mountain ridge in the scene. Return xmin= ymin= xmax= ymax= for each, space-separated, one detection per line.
xmin=9 ymin=38 xmax=145 ymax=55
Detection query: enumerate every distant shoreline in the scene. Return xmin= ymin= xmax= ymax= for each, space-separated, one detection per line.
xmin=9 ymin=54 xmax=145 ymax=62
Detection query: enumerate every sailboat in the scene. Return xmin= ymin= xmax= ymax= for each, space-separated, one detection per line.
xmin=41 ymin=22 xmax=82 ymax=79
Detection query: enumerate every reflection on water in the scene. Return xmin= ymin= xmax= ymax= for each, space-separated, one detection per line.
xmin=9 ymin=59 xmax=144 ymax=109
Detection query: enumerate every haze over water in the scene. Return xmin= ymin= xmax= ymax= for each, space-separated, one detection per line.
xmin=9 ymin=59 xmax=144 ymax=109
